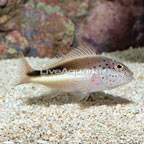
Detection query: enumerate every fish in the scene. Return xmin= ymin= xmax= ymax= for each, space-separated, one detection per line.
xmin=16 ymin=45 xmax=133 ymax=101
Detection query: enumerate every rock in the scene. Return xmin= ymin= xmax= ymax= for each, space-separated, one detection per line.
xmin=0 ymin=5 xmax=75 ymax=58
xmin=0 ymin=0 xmax=143 ymax=58
xmin=79 ymin=1 xmax=134 ymax=53
xmin=19 ymin=6 xmax=75 ymax=58
xmin=0 ymin=0 xmax=26 ymax=32
xmin=0 ymin=0 xmax=7 ymax=7
xmin=33 ymin=0 xmax=90 ymax=18
xmin=0 ymin=31 xmax=29 ymax=59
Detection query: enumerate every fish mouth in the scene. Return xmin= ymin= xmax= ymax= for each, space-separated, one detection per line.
xmin=129 ymin=71 xmax=133 ymax=77
xmin=125 ymin=69 xmax=133 ymax=77
xmin=126 ymin=76 xmax=133 ymax=83
xmin=125 ymin=69 xmax=133 ymax=83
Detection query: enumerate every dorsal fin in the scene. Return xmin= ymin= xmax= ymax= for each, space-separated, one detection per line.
xmin=43 ymin=45 xmax=97 ymax=69
xmin=61 ymin=45 xmax=96 ymax=60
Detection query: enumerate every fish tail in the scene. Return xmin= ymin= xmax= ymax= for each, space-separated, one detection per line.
xmin=15 ymin=54 xmax=34 ymax=86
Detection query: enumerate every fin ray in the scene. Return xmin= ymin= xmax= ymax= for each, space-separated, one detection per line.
xmin=70 ymin=77 xmax=92 ymax=93
xmin=15 ymin=54 xmax=34 ymax=85
xmin=39 ymin=86 xmax=61 ymax=98
xmin=44 ymin=45 xmax=96 ymax=69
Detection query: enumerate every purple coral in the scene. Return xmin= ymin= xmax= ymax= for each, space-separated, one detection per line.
xmin=79 ymin=1 xmax=134 ymax=53
xmin=0 ymin=0 xmax=7 ymax=7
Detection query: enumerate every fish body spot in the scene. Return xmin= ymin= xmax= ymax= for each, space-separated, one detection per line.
xmin=91 ymin=79 xmax=94 ymax=82
xmin=91 ymin=74 xmax=102 ymax=85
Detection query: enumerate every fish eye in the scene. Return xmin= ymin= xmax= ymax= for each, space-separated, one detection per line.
xmin=114 ymin=64 xmax=123 ymax=71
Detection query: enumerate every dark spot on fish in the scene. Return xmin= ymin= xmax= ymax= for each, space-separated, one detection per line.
xmin=99 ymin=65 xmax=101 ymax=67
xmin=103 ymin=67 xmax=105 ymax=69
xmin=106 ymin=64 xmax=108 ymax=66
xmin=108 ymin=67 xmax=111 ymax=68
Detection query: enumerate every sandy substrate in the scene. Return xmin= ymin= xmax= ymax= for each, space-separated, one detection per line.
xmin=0 ymin=48 xmax=144 ymax=143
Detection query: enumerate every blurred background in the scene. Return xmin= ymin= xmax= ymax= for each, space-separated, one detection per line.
xmin=0 ymin=0 xmax=144 ymax=59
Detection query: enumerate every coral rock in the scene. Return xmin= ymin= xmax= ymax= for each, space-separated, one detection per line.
xmin=34 ymin=0 xmax=90 ymax=18
xmin=79 ymin=1 xmax=134 ymax=53
xmin=0 ymin=5 xmax=75 ymax=59
xmin=19 ymin=7 xmax=75 ymax=57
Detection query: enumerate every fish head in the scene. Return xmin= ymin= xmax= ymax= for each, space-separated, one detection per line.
xmin=95 ymin=57 xmax=133 ymax=89
xmin=103 ymin=60 xmax=133 ymax=89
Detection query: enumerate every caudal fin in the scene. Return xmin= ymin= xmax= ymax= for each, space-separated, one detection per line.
xmin=15 ymin=54 xmax=34 ymax=86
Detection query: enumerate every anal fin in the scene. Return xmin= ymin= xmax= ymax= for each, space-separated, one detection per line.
xmin=39 ymin=86 xmax=61 ymax=98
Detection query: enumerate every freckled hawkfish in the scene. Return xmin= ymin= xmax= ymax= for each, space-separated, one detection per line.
xmin=16 ymin=45 xmax=133 ymax=101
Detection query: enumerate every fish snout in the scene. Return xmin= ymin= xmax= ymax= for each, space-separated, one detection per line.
xmin=125 ymin=70 xmax=133 ymax=82
xmin=125 ymin=68 xmax=133 ymax=77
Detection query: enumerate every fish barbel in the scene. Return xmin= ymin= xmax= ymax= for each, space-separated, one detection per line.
xmin=16 ymin=46 xmax=133 ymax=101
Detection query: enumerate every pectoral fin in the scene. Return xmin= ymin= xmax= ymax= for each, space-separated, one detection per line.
xmin=70 ymin=77 xmax=92 ymax=93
